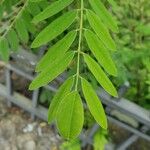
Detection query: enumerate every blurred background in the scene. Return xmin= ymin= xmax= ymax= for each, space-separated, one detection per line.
xmin=0 ymin=0 xmax=150 ymax=150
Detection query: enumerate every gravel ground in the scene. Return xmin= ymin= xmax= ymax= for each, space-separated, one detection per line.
xmin=0 ymin=65 xmax=150 ymax=150
xmin=0 ymin=97 xmax=62 ymax=150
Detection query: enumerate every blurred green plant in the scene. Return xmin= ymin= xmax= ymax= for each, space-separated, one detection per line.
xmin=111 ymin=0 xmax=150 ymax=109
xmin=93 ymin=129 xmax=108 ymax=150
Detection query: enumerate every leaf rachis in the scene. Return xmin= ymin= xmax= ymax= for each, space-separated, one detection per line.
xmin=75 ymin=0 xmax=84 ymax=91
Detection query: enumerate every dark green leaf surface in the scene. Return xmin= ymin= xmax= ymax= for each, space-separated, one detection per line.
xmin=7 ymin=29 xmax=19 ymax=51
xmin=15 ymin=19 xmax=29 ymax=43
xmin=22 ymin=10 xmax=36 ymax=34
xmin=33 ymin=0 xmax=74 ymax=23
xmin=81 ymin=78 xmax=107 ymax=129
xmin=0 ymin=38 xmax=9 ymax=61
xmin=27 ymin=2 xmax=41 ymax=16
xmin=56 ymin=91 xmax=84 ymax=139
xmin=31 ymin=10 xmax=77 ymax=48
xmin=84 ymin=54 xmax=118 ymax=97
xmin=29 ymin=51 xmax=75 ymax=90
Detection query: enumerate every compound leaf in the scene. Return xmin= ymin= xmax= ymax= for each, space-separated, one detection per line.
xmin=84 ymin=54 xmax=118 ymax=97
xmin=84 ymin=29 xmax=117 ymax=76
xmin=33 ymin=0 xmax=74 ymax=23
xmin=56 ymin=91 xmax=84 ymax=139
xmin=29 ymin=51 xmax=75 ymax=90
xmin=31 ymin=10 xmax=77 ymax=48
xmin=81 ymin=78 xmax=107 ymax=129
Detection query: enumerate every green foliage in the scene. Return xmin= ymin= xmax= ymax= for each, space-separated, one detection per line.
xmin=81 ymin=78 xmax=107 ymax=129
xmin=31 ymin=10 xmax=77 ymax=48
xmin=29 ymin=51 xmax=75 ymax=89
xmin=86 ymin=10 xmax=116 ymax=51
xmin=84 ymin=30 xmax=117 ymax=76
xmin=56 ymin=91 xmax=84 ymax=139
xmin=29 ymin=0 xmax=118 ymax=139
xmin=0 ymin=0 xmax=118 ymax=139
xmin=0 ymin=0 xmax=44 ymax=60
xmin=60 ymin=139 xmax=81 ymax=150
xmin=39 ymin=89 xmax=53 ymax=104
xmin=112 ymin=0 xmax=150 ymax=109
xmin=0 ymin=0 xmax=149 ymax=142
xmin=93 ymin=129 xmax=108 ymax=150
xmin=48 ymin=76 xmax=75 ymax=123
xmin=89 ymin=0 xmax=118 ymax=33
xmin=32 ymin=0 xmax=74 ymax=24
xmin=35 ymin=30 xmax=77 ymax=72
xmin=83 ymin=54 xmax=118 ymax=97
xmin=0 ymin=38 xmax=9 ymax=61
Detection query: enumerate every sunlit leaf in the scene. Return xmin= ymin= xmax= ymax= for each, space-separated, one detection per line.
xmin=48 ymin=76 xmax=74 ymax=123
xmin=86 ymin=10 xmax=116 ymax=51
xmin=31 ymin=10 xmax=77 ymax=48
xmin=89 ymin=0 xmax=118 ymax=33
xmin=84 ymin=54 xmax=118 ymax=97
xmin=56 ymin=91 xmax=84 ymax=139
xmin=84 ymin=29 xmax=117 ymax=76
xmin=29 ymin=51 xmax=75 ymax=90
xmin=36 ymin=30 xmax=77 ymax=72
xmin=33 ymin=0 xmax=74 ymax=23
xmin=81 ymin=78 xmax=107 ymax=129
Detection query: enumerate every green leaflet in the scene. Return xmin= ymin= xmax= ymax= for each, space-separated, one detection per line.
xmin=36 ymin=30 xmax=77 ymax=72
xmin=56 ymin=91 xmax=84 ymax=139
xmin=48 ymin=76 xmax=74 ymax=123
xmin=15 ymin=19 xmax=29 ymax=43
xmin=81 ymin=78 xmax=107 ymax=129
xmin=0 ymin=5 xmax=4 ymax=20
xmin=106 ymin=0 xmax=117 ymax=8
xmin=89 ymin=0 xmax=118 ymax=33
xmin=31 ymin=10 xmax=77 ymax=48
xmin=32 ymin=0 xmax=74 ymax=23
xmin=84 ymin=29 xmax=117 ymax=76
xmin=136 ymin=24 xmax=150 ymax=36
xmin=84 ymin=54 xmax=118 ymax=97
xmin=60 ymin=139 xmax=81 ymax=150
xmin=38 ymin=0 xmax=50 ymax=10
xmin=29 ymin=51 xmax=75 ymax=90
xmin=22 ymin=10 xmax=36 ymax=34
xmin=7 ymin=29 xmax=19 ymax=51
xmin=0 ymin=38 xmax=9 ymax=61
xmin=94 ymin=130 xmax=108 ymax=150
xmin=29 ymin=0 xmax=43 ymax=2
xmin=86 ymin=10 xmax=116 ymax=51
xmin=27 ymin=2 xmax=41 ymax=16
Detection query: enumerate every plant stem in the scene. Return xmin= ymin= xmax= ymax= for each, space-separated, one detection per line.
xmin=75 ymin=0 xmax=84 ymax=91
xmin=2 ymin=0 xmax=29 ymax=38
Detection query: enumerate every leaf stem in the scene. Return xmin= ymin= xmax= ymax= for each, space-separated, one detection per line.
xmin=75 ymin=0 xmax=84 ymax=91
xmin=1 ymin=0 xmax=29 ymax=38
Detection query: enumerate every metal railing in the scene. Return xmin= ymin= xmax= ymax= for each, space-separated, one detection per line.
xmin=0 ymin=49 xmax=149 ymax=150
